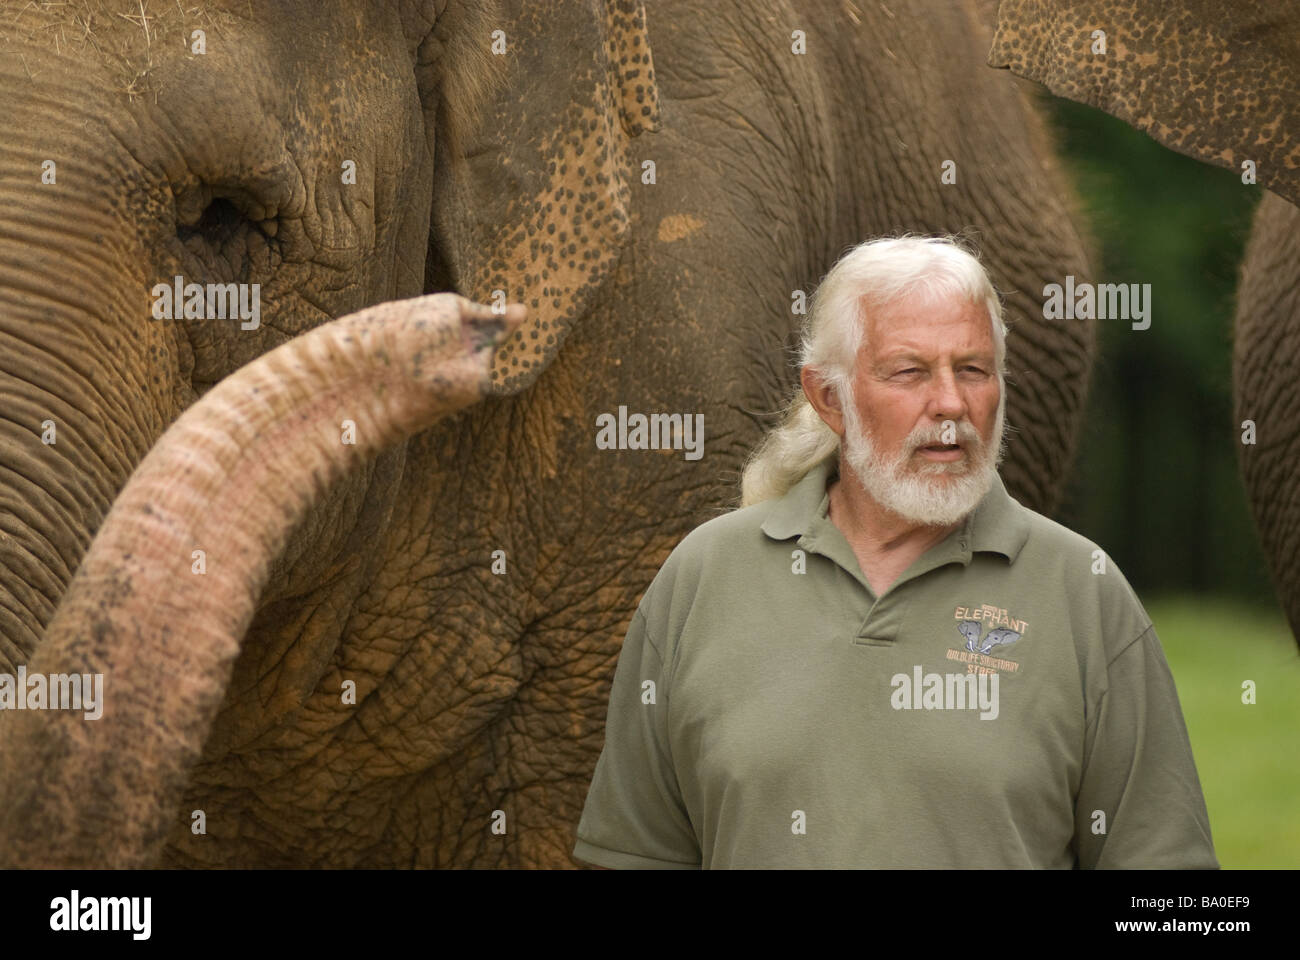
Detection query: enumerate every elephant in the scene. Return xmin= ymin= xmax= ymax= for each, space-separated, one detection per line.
xmin=0 ymin=0 xmax=1094 ymax=868
xmin=988 ymin=0 xmax=1300 ymax=653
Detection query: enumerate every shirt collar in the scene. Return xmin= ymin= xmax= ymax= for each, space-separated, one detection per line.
xmin=759 ymin=456 xmax=1030 ymax=564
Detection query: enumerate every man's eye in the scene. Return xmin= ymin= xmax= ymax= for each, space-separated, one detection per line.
xmin=894 ymin=368 xmax=921 ymax=376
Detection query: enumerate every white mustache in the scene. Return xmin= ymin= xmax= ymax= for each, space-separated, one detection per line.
xmin=909 ymin=426 xmax=980 ymax=450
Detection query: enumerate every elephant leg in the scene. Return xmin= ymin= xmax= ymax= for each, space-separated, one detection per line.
xmin=1234 ymin=191 xmax=1300 ymax=652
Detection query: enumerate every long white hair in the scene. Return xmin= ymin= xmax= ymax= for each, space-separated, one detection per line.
xmin=740 ymin=236 xmax=1007 ymax=507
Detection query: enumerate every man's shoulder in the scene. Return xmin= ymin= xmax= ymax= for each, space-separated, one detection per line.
xmin=658 ymin=499 xmax=778 ymax=577
xmin=1013 ymin=498 xmax=1128 ymax=581
xmin=636 ymin=498 xmax=781 ymax=621
xmin=1004 ymin=493 xmax=1154 ymax=651
xmin=1014 ymin=499 xmax=1102 ymax=557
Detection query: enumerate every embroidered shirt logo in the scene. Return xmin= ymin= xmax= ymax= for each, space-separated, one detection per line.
xmin=945 ymin=604 xmax=1028 ymax=675
xmin=958 ymin=621 xmax=1020 ymax=654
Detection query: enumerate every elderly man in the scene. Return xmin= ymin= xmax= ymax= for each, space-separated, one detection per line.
xmin=573 ymin=236 xmax=1217 ymax=869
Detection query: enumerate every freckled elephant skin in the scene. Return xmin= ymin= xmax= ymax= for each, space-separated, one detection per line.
xmin=991 ymin=0 xmax=1300 ymax=651
xmin=0 ymin=0 xmax=1094 ymax=867
xmin=991 ymin=0 xmax=1300 ymax=207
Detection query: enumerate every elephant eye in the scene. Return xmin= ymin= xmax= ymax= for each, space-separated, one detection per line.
xmin=175 ymin=188 xmax=282 ymax=277
xmin=179 ymin=192 xmax=279 ymax=242
xmin=179 ymin=197 xmax=246 ymax=247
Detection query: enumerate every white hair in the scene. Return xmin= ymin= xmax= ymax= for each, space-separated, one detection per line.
xmin=740 ymin=235 xmax=1007 ymax=507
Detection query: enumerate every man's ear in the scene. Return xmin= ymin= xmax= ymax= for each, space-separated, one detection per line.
xmin=801 ymin=366 xmax=845 ymax=437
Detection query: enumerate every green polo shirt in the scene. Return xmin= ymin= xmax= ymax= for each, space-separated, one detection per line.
xmin=573 ymin=456 xmax=1217 ymax=869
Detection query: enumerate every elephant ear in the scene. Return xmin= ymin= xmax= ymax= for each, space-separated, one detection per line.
xmin=426 ymin=0 xmax=661 ymax=396
xmin=989 ymin=0 xmax=1300 ymax=207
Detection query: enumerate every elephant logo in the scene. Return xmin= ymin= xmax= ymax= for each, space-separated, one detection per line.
xmin=958 ymin=620 xmax=1022 ymax=654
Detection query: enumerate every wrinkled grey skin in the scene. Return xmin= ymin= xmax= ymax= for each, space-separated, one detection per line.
xmin=991 ymin=0 xmax=1300 ymax=652
xmin=0 ymin=0 xmax=1093 ymax=867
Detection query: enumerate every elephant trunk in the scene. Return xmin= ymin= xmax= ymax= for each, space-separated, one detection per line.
xmin=0 ymin=48 xmax=163 ymax=666
xmin=0 ymin=296 xmax=522 ymax=868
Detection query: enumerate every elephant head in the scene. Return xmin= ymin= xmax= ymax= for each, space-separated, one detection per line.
xmin=0 ymin=0 xmax=659 ymax=644
xmin=0 ymin=0 xmax=659 ymax=866
xmin=989 ymin=0 xmax=1300 ymax=651
xmin=1 ymin=0 xmax=1101 ymax=868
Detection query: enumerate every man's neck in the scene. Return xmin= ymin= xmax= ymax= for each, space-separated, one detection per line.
xmin=826 ymin=460 xmax=962 ymax=558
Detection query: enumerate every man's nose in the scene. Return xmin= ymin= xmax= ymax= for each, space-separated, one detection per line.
xmin=927 ymin=367 xmax=967 ymax=418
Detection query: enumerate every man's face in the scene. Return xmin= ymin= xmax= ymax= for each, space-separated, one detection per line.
xmin=838 ymin=291 xmax=1006 ymax=526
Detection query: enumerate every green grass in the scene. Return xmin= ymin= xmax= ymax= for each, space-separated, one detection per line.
xmin=1144 ymin=595 xmax=1300 ymax=868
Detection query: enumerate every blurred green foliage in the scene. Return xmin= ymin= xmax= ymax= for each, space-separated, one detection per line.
xmin=1041 ymin=96 xmax=1274 ymax=605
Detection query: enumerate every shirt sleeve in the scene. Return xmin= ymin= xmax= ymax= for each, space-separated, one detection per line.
xmin=1072 ymin=625 xmax=1218 ymax=869
xmin=572 ymin=606 xmax=701 ymax=869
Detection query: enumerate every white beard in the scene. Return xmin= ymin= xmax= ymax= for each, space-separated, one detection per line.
xmin=839 ymin=386 xmax=1006 ymax=527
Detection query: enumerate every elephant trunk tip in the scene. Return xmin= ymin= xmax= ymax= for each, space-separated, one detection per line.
xmin=462 ymin=300 xmax=526 ymax=355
